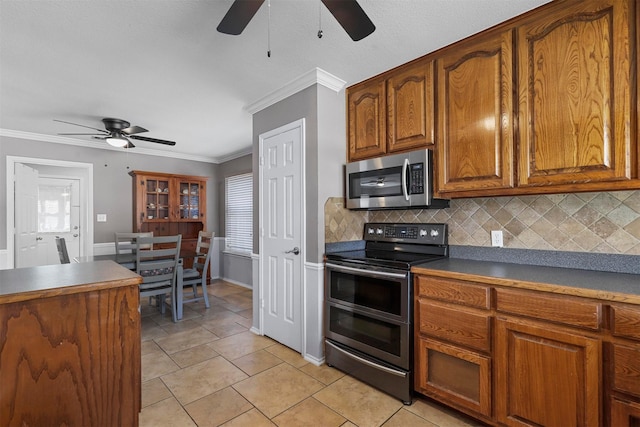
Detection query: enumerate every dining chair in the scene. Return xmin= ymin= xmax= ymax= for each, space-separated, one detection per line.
xmin=136 ymin=235 xmax=182 ymax=322
xmin=115 ymin=231 xmax=153 ymax=269
xmin=55 ymin=236 xmax=70 ymax=264
xmin=176 ymin=231 xmax=213 ymax=320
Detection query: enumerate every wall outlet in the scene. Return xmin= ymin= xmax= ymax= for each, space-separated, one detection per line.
xmin=491 ymin=230 xmax=503 ymax=247
xmin=97 ymin=214 xmax=107 ymax=222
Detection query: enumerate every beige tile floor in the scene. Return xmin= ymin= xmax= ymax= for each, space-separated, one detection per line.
xmin=140 ymin=280 xmax=486 ymax=427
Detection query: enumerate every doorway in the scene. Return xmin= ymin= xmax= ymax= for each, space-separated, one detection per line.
xmin=6 ymin=156 xmax=93 ymax=268
xmin=259 ymin=119 xmax=305 ymax=353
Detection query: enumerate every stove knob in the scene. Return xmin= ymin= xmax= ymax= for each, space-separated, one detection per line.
xmin=419 ymin=229 xmax=428 ymax=237
xmin=376 ymin=228 xmax=383 ymax=235
xmin=368 ymin=228 xmax=375 ymax=235
xmin=430 ymin=229 xmax=439 ymax=237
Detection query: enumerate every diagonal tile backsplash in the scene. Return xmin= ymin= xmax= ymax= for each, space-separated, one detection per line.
xmin=324 ymin=191 xmax=640 ymax=255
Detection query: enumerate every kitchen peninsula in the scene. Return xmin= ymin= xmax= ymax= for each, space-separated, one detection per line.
xmin=0 ymin=261 xmax=142 ymax=426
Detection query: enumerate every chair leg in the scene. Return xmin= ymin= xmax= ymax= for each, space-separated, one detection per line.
xmin=159 ymin=295 xmax=166 ymax=315
xmin=201 ymin=279 xmax=210 ymax=308
xmin=176 ymin=266 xmax=183 ymax=321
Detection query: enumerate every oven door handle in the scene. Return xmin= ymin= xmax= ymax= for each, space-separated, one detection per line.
xmin=402 ymin=158 xmax=410 ymax=201
xmin=326 ymin=341 xmax=407 ymax=378
xmin=325 ymin=263 xmax=407 ymax=279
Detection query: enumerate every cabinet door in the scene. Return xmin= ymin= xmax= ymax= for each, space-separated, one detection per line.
xmin=415 ymin=337 xmax=492 ymax=418
xmin=517 ymin=0 xmax=634 ymax=187
xmin=436 ymin=30 xmax=514 ymax=194
xmin=387 ymin=59 xmax=434 ymax=153
xmin=177 ymin=179 xmax=205 ymax=221
xmin=611 ymin=398 xmax=640 ymax=427
xmin=347 ymin=76 xmax=387 ymax=161
xmin=496 ymin=318 xmax=601 ymax=427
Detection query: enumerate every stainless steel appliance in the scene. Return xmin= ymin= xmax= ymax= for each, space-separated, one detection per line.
xmin=324 ymin=222 xmax=448 ymax=404
xmin=345 ymin=149 xmax=449 ymax=210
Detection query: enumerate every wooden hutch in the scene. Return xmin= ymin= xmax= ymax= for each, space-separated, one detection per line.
xmin=129 ymin=170 xmax=208 ymax=257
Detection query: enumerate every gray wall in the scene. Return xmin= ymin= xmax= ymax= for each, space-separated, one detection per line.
xmin=1 ymin=136 xmax=218 ymax=248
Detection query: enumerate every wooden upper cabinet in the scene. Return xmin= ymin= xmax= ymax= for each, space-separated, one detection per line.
xmin=347 ymin=59 xmax=435 ymax=162
xmin=517 ymin=0 xmax=635 ymax=187
xmin=347 ymin=76 xmax=387 ymax=161
xmin=387 ymin=59 xmax=435 ymax=153
xmin=436 ymin=30 xmax=515 ymax=194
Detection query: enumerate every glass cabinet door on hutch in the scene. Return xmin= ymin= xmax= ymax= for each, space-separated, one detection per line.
xmin=178 ymin=180 xmax=203 ymax=221
xmin=144 ymin=177 xmax=171 ymax=221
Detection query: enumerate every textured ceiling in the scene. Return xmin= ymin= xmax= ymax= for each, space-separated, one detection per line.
xmin=0 ymin=0 xmax=550 ymax=163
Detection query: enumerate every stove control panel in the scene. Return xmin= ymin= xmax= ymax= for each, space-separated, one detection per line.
xmin=364 ymin=223 xmax=448 ymax=245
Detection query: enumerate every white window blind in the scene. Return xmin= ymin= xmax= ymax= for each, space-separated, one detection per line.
xmin=225 ymin=173 xmax=253 ymax=253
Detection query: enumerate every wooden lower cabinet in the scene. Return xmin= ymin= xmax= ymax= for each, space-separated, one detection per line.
xmin=495 ymin=318 xmax=601 ymax=427
xmin=415 ymin=337 xmax=492 ymax=418
xmin=611 ymin=398 xmax=640 ymax=427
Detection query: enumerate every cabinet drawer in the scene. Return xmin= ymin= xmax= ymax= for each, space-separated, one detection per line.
xmin=612 ymin=344 xmax=640 ymax=398
xmin=495 ymin=288 xmax=601 ymax=330
xmin=416 ymin=276 xmax=491 ymax=309
xmin=611 ymin=304 xmax=640 ymax=341
xmin=417 ymin=299 xmax=491 ymax=352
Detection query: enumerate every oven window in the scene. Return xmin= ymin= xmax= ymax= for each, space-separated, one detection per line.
xmin=330 ymin=271 xmax=402 ymax=316
xmin=328 ymin=305 xmax=402 ymax=356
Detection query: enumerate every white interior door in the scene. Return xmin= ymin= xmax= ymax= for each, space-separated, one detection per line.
xmin=14 ymin=163 xmax=39 ymax=268
xmin=35 ymin=177 xmax=81 ymax=265
xmin=260 ymin=121 xmax=304 ymax=352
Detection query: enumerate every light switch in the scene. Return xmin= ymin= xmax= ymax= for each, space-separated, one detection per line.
xmin=97 ymin=214 xmax=107 ymax=222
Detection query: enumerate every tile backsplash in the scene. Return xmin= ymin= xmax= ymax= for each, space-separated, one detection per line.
xmin=324 ymin=191 xmax=640 ymax=255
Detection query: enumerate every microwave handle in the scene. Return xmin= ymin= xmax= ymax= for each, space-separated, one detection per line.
xmin=402 ymin=158 xmax=410 ymax=201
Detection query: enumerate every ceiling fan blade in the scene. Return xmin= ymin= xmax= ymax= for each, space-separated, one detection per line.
xmin=217 ymin=0 xmax=265 ymax=35
xmin=53 ymin=119 xmax=109 ymax=134
xmin=122 ymin=125 xmax=148 ymax=135
xmin=125 ymin=141 xmax=136 ymax=149
xmin=58 ymin=133 xmax=103 ymax=136
xmin=321 ymin=0 xmax=375 ymax=41
xmin=129 ymin=135 xmax=176 ymax=146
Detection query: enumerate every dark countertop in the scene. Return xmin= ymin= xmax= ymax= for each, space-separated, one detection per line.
xmin=0 ymin=261 xmax=142 ymax=304
xmin=412 ymin=258 xmax=640 ymax=305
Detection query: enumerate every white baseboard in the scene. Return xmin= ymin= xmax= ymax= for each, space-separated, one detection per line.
xmin=220 ymin=277 xmax=252 ymax=289
xmin=0 ymin=249 xmax=9 ymax=270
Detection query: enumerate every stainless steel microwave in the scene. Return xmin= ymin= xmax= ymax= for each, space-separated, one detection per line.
xmin=345 ymin=149 xmax=449 ymax=210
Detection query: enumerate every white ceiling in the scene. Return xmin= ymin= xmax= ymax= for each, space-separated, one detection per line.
xmin=0 ymin=0 xmax=550 ymax=163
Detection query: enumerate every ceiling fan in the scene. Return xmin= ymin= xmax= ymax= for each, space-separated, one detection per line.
xmin=54 ymin=118 xmax=176 ymax=148
xmin=217 ymin=0 xmax=375 ymax=41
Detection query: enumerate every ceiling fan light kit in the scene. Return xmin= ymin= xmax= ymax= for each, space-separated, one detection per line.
xmin=105 ymin=135 xmax=129 ymax=147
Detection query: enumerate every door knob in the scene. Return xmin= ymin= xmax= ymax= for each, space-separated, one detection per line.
xmin=73 ymin=234 xmax=79 ymax=237
xmin=36 ymin=236 xmax=43 ymax=241
xmin=285 ymin=247 xmax=300 ymax=255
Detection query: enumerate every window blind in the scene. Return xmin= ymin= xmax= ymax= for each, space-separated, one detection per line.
xmin=225 ymin=173 xmax=253 ymax=253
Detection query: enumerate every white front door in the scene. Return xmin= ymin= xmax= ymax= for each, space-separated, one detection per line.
xmin=260 ymin=119 xmax=305 ymax=352
xmin=14 ymin=163 xmax=39 ymax=268
xmin=35 ymin=178 xmax=81 ymax=265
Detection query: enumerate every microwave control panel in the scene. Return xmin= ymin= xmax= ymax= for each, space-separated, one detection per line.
xmin=364 ymin=223 xmax=448 ymax=245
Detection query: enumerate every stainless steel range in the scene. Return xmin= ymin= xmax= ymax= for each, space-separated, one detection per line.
xmin=324 ymin=222 xmax=448 ymax=404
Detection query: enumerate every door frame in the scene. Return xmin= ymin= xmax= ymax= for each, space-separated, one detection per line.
xmin=6 ymin=156 xmax=94 ymax=268
xmin=258 ymin=118 xmax=306 ymax=353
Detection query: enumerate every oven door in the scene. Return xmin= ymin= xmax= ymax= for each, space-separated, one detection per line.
xmin=325 ymin=262 xmax=409 ymax=321
xmin=324 ymin=262 xmax=411 ymax=369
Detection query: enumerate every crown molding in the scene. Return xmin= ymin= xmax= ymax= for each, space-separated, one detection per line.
xmin=216 ymin=146 xmax=253 ymax=163
xmin=0 ymin=129 xmax=221 ymax=164
xmin=245 ymin=67 xmax=346 ymax=114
